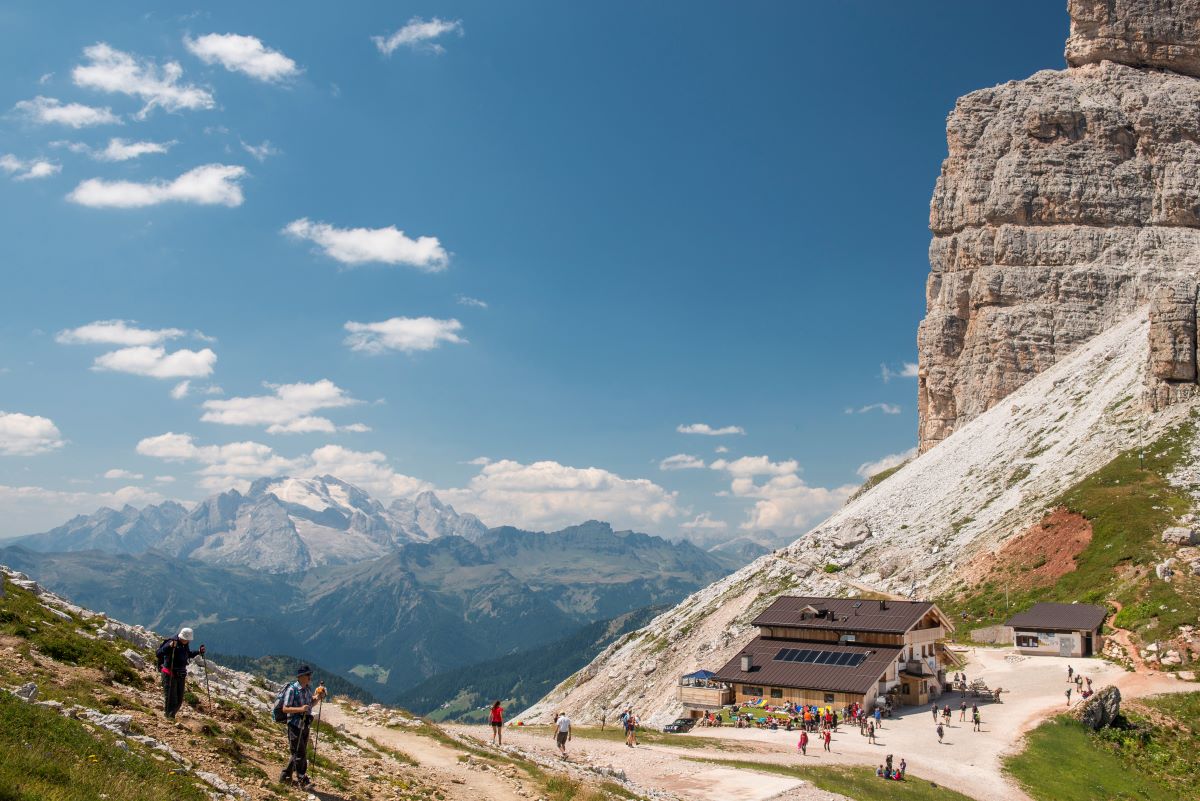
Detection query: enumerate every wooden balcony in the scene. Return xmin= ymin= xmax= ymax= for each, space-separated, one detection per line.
xmin=678 ymin=685 xmax=733 ymax=709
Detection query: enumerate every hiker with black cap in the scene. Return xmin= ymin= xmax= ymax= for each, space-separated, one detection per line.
xmin=279 ymin=665 xmax=327 ymax=788
xmin=155 ymin=627 xmax=205 ymax=721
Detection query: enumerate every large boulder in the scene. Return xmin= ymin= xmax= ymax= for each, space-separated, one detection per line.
xmin=1075 ymin=685 xmax=1122 ymax=730
xmin=826 ymin=518 xmax=872 ymax=550
xmin=1162 ymin=527 xmax=1199 ymax=546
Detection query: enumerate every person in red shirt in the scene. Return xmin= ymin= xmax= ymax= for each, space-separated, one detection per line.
xmin=823 ymin=729 xmax=832 ymax=751
xmin=798 ymin=730 xmax=808 ymax=755
xmin=490 ymin=701 xmax=504 ymax=745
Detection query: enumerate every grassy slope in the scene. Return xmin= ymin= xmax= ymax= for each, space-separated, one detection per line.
xmin=1004 ymin=694 xmax=1200 ymax=801
xmin=942 ymin=419 xmax=1200 ymax=645
xmin=686 ymin=758 xmax=975 ymax=801
xmin=0 ymin=693 xmax=210 ymax=801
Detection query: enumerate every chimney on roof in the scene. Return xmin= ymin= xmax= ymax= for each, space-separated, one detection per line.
xmin=879 ymin=599 xmax=888 ymax=611
xmin=740 ymin=653 xmax=753 ymax=672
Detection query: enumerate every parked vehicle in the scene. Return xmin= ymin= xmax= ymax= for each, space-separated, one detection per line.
xmin=663 ymin=717 xmax=696 ymax=733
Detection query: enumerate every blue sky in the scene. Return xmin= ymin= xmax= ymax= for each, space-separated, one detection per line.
xmin=0 ymin=1 xmax=1068 ymax=539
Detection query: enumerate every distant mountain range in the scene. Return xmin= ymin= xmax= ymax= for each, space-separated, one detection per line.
xmin=17 ymin=475 xmax=487 ymax=572
xmin=1 ymin=475 xmax=744 ymax=704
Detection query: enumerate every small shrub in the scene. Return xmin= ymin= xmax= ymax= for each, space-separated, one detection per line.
xmin=822 ymin=564 xmax=841 ymax=574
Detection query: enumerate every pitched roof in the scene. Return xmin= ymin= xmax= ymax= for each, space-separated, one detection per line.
xmin=712 ymin=637 xmax=902 ymax=694
xmin=1005 ymin=602 xmax=1107 ymax=632
xmin=751 ymin=596 xmax=940 ymax=634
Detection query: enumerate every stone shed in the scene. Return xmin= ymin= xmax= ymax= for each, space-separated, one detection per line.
xmin=1005 ymin=602 xmax=1107 ymax=657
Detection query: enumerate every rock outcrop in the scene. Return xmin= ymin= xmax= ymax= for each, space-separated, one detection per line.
xmin=1075 ymin=685 xmax=1122 ymax=730
xmin=918 ymin=0 xmax=1200 ymax=451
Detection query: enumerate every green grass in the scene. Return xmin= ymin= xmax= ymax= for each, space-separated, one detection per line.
xmin=0 ymin=693 xmax=210 ymax=801
xmin=942 ymin=421 xmax=1200 ymax=645
xmin=1094 ymin=692 xmax=1200 ymax=798
xmin=0 ymin=578 xmax=145 ymax=692
xmin=686 ymin=758 xmax=976 ymax=801
xmin=1004 ymin=716 xmax=1174 ymax=801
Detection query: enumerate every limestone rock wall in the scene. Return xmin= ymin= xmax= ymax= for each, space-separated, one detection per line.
xmin=918 ymin=0 xmax=1200 ymax=451
xmin=1067 ymin=0 xmax=1200 ymax=77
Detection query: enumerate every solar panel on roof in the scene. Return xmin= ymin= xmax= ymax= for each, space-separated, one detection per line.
xmin=771 ymin=647 xmax=869 ymax=667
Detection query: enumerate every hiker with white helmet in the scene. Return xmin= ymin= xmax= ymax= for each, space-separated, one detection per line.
xmin=154 ymin=626 xmax=205 ymax=721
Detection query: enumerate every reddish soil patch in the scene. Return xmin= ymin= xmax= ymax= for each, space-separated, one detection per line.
xmin=964 ymin=507 xmax=1093 ymax=591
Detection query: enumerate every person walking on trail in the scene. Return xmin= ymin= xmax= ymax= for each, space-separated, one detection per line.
xmin=279 ymin=665 xmax=327 ymax=788
xmin=490 ymin=701 xmax=505 ymax=745
xmin=1065 ymin=687 xmax=1072 ymax=706
xmin=972 ymin=709 xmax=981 ymax=731
xmin=867 ymin=721 xmax=876 ymax=744
xmin=623 ymin=709 xmax=639 ymax=747
xmin=930 ymin=703 xmax=938 ymax=722
xmin=155 ymin=627 xmax=205 ymax=721
xmin=899 ymin=757 xmax=907 ymax=778
xmin=823 ymin=729 xmax=831 ymax=752
xmin=1067 ymin=664 xmax=1073 ymax=681
xmin=554 ymin=712 xmax=572 ymax=758
xmin=873 ymin=706 xmax=882 ymax=728
xmin=959 ymin=700 xmax=967 ymax=721
xmin=936 ymin=722 xmax=945 ymax=743
xmin=798 ymin=730 xmax=808 ymax=755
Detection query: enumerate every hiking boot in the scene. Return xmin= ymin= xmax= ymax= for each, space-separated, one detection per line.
xmin=278 ymin=770 xmax=291 ymax=784
xmin=297 ymin=775 xmax=311 ymax=789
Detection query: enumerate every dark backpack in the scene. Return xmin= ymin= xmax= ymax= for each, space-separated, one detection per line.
xmin=271 ymin=682 xmax=294 ymax=724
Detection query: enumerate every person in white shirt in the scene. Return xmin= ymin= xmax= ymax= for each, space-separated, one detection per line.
xmin=553 ymin=712 xmax=572 ymax=758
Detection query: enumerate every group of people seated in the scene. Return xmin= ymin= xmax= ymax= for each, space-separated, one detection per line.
xmin=876 ymin=755 xmax=906 ymax=781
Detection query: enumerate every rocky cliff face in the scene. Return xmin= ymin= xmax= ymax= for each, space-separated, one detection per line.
xmin=918 ymin=0 xmax=1200 ymax=451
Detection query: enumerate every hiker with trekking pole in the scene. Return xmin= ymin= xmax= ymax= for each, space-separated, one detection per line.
xmin=154 ymin=627 xmax=205 ymax=722
xmin=275 ymin=665 xmax=327 ymax=789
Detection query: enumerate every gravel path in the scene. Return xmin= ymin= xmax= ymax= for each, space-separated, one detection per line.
xmin=481 ymin=648 xmax=1198 ymax=801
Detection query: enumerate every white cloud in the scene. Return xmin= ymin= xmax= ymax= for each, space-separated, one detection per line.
xmin=441 ymin=459 xmax=679 ymax=532
xmin=659 ymin=453 xmax=705 ymax=471
xmin=714 ymin=446 xmax=729 ymax=454
xmin=283 ymin=218 xmax=448 ymax=270
xmin=184 ymin=33 xmax=300 ymax=82
xmin=92 ymin=346 xmax=217 ymax=378
xmin=14 ymin=96 xmax=120 ymax=127
xmin=135 ymin=433 xmax=424 ymax=497
xmin=710 ymin=455 xmax=799 ymax=478
xmin=0 ymin=154 xmax=61 ymax=181
xmin=881 ymin=362 xmax=919 ymax=382
xmin=57 ymin=320 xmax=185 ymax=346
xmin=681 ymin=512 xmax=727 ymax=531
xmin=72 ymin=43 xmax=214 ymax=117
xmin=0 ymin=483 xmax=165 ymax=538
xmin=200 ymin=379 xmax=360 ymax=434
xmin=38 ymin=72 xmax=53 ymax=85
xmin=104 ymin=468 xmax=143 ymax=480
xmin=136 ymin=432 xmax=304 ymax=491
xmin=710 ymin=454 xmax=855 ymax=533
xmin=343 ymin=317 xmax=465 ymax=354
xmin=68 ymin=164 xmax=247 ymax=208
xmin=154 ymin=475 xmax=176 ymax=483
xmin=855 ymin=447 xmax=917 ymax=479
xmin=240 ymin=140 xmax=279 ymax=161
xmin=465 ymin=456 xmax=492 ymax=466
xmin=677 ymin=422 xmax=745 ymax=436
xmin=845 ymin=403 xmax=901 ymax=415
xmin=372 ymin=17 xmax=463 ymax=55
xmin=170 ymin=380 xmax=191 ymax=399
xmin=95 ymin=137 xmax=174 ymax=161
xmin=308 ymin=444 xmax=431 ymax=498
xmin=0 ymin=411 xmax=65 ymax=456
xmin=457 ymin=295 xmax=487 ymax=309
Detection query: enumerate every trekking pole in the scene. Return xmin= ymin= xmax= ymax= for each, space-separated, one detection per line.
xmin=311 ymin=689 xmax=325 ymax=762
xmin=201 ymin=654 xmax=213 ymax=711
